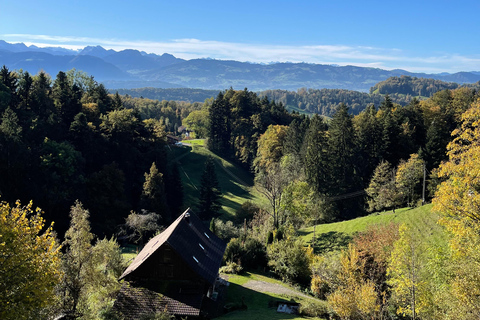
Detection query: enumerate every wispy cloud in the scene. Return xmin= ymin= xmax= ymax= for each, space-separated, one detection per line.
xmin=2 ymin=34 xmax=479 ymax=73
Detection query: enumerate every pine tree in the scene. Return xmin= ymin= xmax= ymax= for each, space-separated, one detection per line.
xmin=198 ymin=157 xmax=222 ymax=220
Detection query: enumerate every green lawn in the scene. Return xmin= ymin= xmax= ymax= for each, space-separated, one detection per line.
xmin=167 ymin=143 xmax=263 ymax=219
xmin=184 ymin=139 xmax=206 ymax=146
xmin=218 ymin=272 xmax=327 ymax=320
xmin=298 ymin=204 xmax=446 ymax=254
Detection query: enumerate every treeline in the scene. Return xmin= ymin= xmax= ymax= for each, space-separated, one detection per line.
xmin=113 ymin=87 xmax=220 ymax=103
xmin=260 ymin=88 xmax=415 ymax=116
xmin=371 ymin=75 xmax=480 ymax=97
xmin=207 ymin=88 xmax=298 ymax=168
xmin=121 ymin=95 xmax=202 ymax=134
xmin=0 ymin=67 xmax=187 ymax=236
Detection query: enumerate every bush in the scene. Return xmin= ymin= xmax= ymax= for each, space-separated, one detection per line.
xmin=224 ymin=238 xmax=243 ymax=263
xmin=235 ymin=201 xmax=260 ymax=224
xmin=215 ymin=220 xmax=240 ymax=242
xmin=220 ymin=261 xmax=243 ymax=274
xmin=267 ymin=237 xmax=312 ymax=285
xmin=299 ymin=300 xmax=330 ymax=318
xmin=223 ymin=238 xmax=267 ymax=270
xmin=242 ymin=238 xmax=267 ymax=270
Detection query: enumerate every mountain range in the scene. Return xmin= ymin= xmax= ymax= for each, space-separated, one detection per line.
xmin=1 ymin=40 xmax=480 ymax=92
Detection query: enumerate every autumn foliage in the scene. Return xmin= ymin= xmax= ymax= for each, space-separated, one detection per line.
xmin=0 ymin=200 xmax=62 ymax=319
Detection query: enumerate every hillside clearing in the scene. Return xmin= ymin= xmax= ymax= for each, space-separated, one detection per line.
xmin=298 ymin=204 xmax=446 ymax=253
xmin=167 ymin=141 xmax=265 ymax=218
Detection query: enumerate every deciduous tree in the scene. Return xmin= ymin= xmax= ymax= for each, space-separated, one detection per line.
xmin=0 ymin=200 xmax=61 ymax=320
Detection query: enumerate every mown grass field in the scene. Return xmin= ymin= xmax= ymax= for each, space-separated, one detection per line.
xmin=218 ymin=272 xmax=326 ymax=320
xmin=167 ymin=140 xmax=265 ymax=219
xmin=298 ymin=204 xmax=447 ymax=254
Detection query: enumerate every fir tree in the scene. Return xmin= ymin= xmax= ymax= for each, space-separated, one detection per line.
xmin=302 ymin=114 xmax=329 ymax=194
xmin=197 ymin=157 xmax=222 ymax=220
xmin=165 ymin=162 xmax=184 ymax=218
xmin=207 ymin=92 xmax=231 ymax=153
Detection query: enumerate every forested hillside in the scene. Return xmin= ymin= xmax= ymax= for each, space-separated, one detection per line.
xmin=370 ymin=75 xmax=480 ymax=96
xmin=3 ymin=65 xmax=480 ymax=320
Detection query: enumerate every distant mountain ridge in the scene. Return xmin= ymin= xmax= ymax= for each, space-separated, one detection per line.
xmin=1 ymin=40 xmax=480 ymax=91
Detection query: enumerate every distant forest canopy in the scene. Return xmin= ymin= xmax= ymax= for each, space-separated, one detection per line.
xmin=114 ymin=87 xmax=220 ymax=104
xmin=113 ymin=76 xmax=480 ymax=117
xmin=370 ymin=75 xmax=480 ymax=96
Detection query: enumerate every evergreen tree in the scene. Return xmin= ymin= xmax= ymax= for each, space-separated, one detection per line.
xmin=366 ymin=160 xmax=400 ymax=212
xmin=207 ymin=92 xmax=231 ymax=153
xmin=420 ymin=117 xmax=449 ymax=171
xmin=328 ymin=103 xmax=357 ymax=194
xmin=59 ymin=201 xmax=95 ymax=318
xmin=353 ymin=104 xmax=382 ymax=184
xmin=283 ymin=118 xmax=306 ymax=156
xmin=302 ymin=114 xmax=329 ymax=194
xmin=328 ymin=103 xmax=361 ymax=218
xmin=113 ymin=91 xmax=123 ymax=110
xmin=141 ymin=162 xmax=170 ymax=223
xmin=198 ymin=157 xmax=222 ymax=220
xmin=0 ymin=65 xmax=18 ymax=109
xmin=165 ymin=162 xmax=184 ymax=218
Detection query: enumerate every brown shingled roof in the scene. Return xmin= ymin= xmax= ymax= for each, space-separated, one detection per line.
xmin=113 ymin=283 xmax=202 ymax=318
xmin=120 ymin=208 xmax=226 ymax=285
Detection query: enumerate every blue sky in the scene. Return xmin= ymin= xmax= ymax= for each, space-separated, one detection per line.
xmin=1 ymin=0 xmax=479 ymax=73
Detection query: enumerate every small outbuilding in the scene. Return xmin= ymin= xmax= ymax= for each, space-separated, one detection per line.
xmin=113 ymin=209 xmax=227 ymax=319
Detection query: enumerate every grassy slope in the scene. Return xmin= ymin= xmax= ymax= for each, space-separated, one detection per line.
xmin=167 ymin=141 xmax=265 ymax=219
xmin=298 ymin=204 xmax=446 ymax=253
xmin=218 ymin=272 xmax=324 ymax=320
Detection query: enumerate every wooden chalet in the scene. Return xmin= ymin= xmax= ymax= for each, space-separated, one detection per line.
xmin=113 ymin=209 xmax=227 ymax=319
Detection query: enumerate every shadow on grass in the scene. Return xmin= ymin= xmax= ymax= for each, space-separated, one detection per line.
xmin=219 ymin=282 xmax=300 ymax=320
xmin=310 ymin=231 xmax=353 ymax=254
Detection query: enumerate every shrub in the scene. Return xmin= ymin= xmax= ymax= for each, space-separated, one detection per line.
xmin=220 ymin=261 xmax=243 ymax=274
xmin=223 ymin=238 xmax=243 ymax=263
xmin=235 ymin=201 xmax=260 ymax=224
xmin=242 ymin=238 xmax=267 ymax=270
xmin=215 ymin=220 xmax=240 ymax=241
xmin=299 ymin=300 xmax=330 ymax=318
xmin=267 ymin=237 xmax=312 ymax=285
xmin=223 ymin=238 xmax=267 ymax=270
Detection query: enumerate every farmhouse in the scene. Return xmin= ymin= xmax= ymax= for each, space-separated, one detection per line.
xmin=113 ymin=209 xmax=227 ymax=319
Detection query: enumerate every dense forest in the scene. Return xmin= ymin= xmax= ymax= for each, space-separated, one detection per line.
xmin=113 ymin=87 xmax=219 ymax=104
xmin=3 ymin=65 xmax=480 ymax=319
xmin=370 ymin=75 xmax=480 ymax=96
xmin=0 ymin=67 xmax=195 ymax=236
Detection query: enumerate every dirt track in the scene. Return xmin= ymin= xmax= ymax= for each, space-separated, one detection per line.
xmin=241 ymin=280 xmax=313 ymax=300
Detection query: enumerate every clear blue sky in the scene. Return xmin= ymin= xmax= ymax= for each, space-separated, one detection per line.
xmin=1 ymin=0 xmax=479 ymax=73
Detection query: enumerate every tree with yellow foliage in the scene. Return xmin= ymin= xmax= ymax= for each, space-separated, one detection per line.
xmin=387 ymin=224 xmax=430 ymax=320
xmin=433 ymin=100 xmax=480 ymax=319
xmin=327 ymin=244 xmax=379 ymax=320
xmin=433 ymin=101 xmax=480 ymax=222
xmin=0 ymin=200 xmax=62 ymax=320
